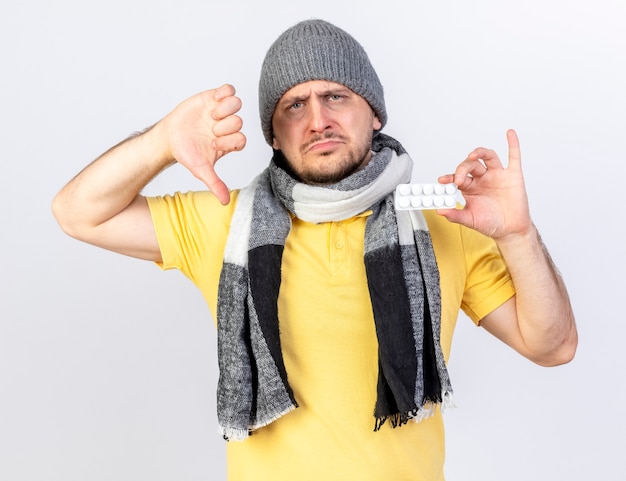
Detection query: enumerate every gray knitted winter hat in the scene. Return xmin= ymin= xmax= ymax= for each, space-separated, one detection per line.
xmin=259 ymin=19 xmax=387 ymax=145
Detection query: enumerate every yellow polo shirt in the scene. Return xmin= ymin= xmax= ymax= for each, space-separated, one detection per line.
xmin=147 ymin=190 xmax=515 ymax=481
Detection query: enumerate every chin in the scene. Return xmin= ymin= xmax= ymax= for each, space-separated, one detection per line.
xmin=302 ymin=163 xmax=363 ymax=185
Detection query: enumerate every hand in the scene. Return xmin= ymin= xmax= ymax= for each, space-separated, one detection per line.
xmin=437 ymin=129 xmax=532 ymax=241
xmin=162 ymin=84 xmax=247 ymax=204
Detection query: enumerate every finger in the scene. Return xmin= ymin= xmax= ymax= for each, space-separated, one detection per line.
xmin=213 ymin=131 xmax=247 ymax=154
xmin=506 ymin=129 xmax=522 ymax=171
xmin=213 ymin=83 xmax=236 ymax=101
xmin=192 ymin=163 xmax=231 ymax=205
xmin=211 ymin=94 xmax=243 ymax=120
xmin=436 ymin=205 xmax=473 ymax=228
xmin=467 ymin=146 xmax=503 ymax=171
xmin=452 ymin=157 xmax=487 ymax=188
xmin=212 ymin=114 xmax=243 ymax=137
xmin=437 ymin=173 xmax=455 ymax=185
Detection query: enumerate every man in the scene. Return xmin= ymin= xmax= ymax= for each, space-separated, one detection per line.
xmin=52 ymin=19 xmax=576 ymax=481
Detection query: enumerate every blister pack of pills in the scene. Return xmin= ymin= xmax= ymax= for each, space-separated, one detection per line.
xmin=394 ymin=183 xmax=463 ymax=210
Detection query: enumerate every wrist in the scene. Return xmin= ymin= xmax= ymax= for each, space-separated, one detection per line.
xmin=137 ymin=120 xmax=177 ymax=169
xmin=494 ymin=223 xmax=539 ymax=252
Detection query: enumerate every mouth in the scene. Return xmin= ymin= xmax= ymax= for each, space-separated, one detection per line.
xmin=303 ymin=134 xmax=346 ymax=154
xmin=308 ymin=140 xmax=340 ymax=153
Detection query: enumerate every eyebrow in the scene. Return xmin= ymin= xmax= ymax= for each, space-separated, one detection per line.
xmin=278 ymin=86 xmax=353 ymax=107
xmin=278 ymin=93 xmax=309 ymax=107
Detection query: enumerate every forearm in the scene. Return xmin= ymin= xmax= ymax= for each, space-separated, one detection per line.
xmin=495 ymin=224 xmax=577 ymax=365
xmin=52 ymin=121 xmax=172 ymax=237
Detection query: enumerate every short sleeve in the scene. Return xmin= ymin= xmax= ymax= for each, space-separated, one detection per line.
xmin=459 ymin=226 xmax=516 ymax=324
xmin=146 ymin=190 xmax=239 ymax=314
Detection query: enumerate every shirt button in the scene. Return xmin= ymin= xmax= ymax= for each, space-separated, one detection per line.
xmin=335 ymin=241 xmax=344 ymax=249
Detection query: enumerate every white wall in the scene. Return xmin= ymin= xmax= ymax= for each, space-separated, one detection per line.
xmin=1 ymin=0 xmax=624 ymax=479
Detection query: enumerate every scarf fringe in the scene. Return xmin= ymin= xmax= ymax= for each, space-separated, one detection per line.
xmin=218 ymin=427 xmax=250 ymax=442
xmin=373 ymin=391 xmax=455 ymax=432
xmin=218 ymin=404 xmax=297 ymax=442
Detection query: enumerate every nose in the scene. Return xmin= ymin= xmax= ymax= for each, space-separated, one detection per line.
xmin=307 ymin=99 xmax=332 ymax=133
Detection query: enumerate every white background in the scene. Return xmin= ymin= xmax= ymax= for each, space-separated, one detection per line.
xmin=1 ymin=0 xmax=624 ymax=479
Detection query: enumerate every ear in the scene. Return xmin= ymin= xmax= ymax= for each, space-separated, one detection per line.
xmin=272 ymin=136 xmax=280 ymax=150
xmin=373 ymin=115 xmax=382 ymax=131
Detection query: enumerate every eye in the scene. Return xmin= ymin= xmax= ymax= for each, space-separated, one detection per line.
xmin=289 ymin=101 xmax=304 ymax=110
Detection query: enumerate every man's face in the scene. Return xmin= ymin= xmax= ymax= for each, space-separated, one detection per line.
xmin=271 ymin=80 xmax=382 ymax=185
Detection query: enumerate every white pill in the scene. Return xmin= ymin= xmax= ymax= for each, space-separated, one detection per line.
xmin=445 ymin=184 xmax=457 ymax=195
xmin=411 ymin=197 xmax=422 ymax=208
